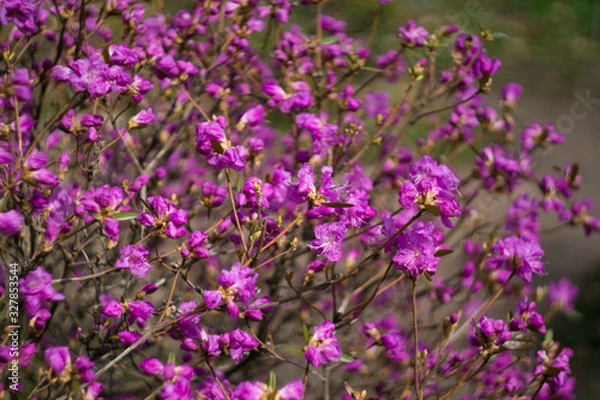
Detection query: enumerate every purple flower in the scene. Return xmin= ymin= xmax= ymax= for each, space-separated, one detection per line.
xmin=398 ymin=156 xmax=461 ymax=228
xmin=375 ymin=51 xmax=406 ymax=82
xmin=22 ymin=152 xmax=59 ymax=187
xmin=220 ymin=329 xmax=259 ymax=364
xmin=263 ymin=81 xmax=314 ymax=113
xmin=287 ymin=163 xmax=317 ymax=204
xmin=488 ymin=236 xmax=544 ymax=284
xmin=277 ymin=380 xmax=304 ymax=400
xmin=79 ymin=185 xmax=125 ymax=216
xmin=0 ymin=210 xmax=24 ymax=236
xmin=338 ymin=85 xmax=362 ymax=111
xmin=474 ymin=145 xmax=530 ymax=192
xmin=469 ymin=316 xmax=512 ymax=351
xmin=397 ymin=20 xmax=429 ymax=48
xmin=509 ymin=299 xmax=546 ymax=334
xmin=115 ymin=244 xmax=152 ymax=278
xmin=392 ymin=221 xmax=443 ymax=278
xmin=82 ymin=382 xmax=103 ymax=399
xmin=203 ymin=263 xmax=259 ymax=319
xmin=138 ymin=196 xmax=188 ymax=239
xmin=520 ymin=124 xmax=564 ymax=152
xmin=364 ymin=92 xmax=391 ymax=119
xmin=500 ymin=83 xmax=523 ymax=109
xmin=44 ymin=347 xmax=71 ymax=377
xmin=108 ymin=44 xmax=141 ymax=68
xmin=195 ymin=116 xmax=247 ymax=172
xmin=308 ymin=222 xmax=348 ymax=263
xmin=101 ymin=300 xmax=123 ymax=318
xmin=380 ymin=332 xmax=410 ymax=363
xmin=30 ymin=309 xmax=52 ymax=332
xmin=128 ymin=108 xmax=156 ymax=129
xmin=118 ymin=331 xmax=143 ymax=346
xmin=126 ymin=300 xmax=154 ymax=327
xmin=505 ymin=194 xmax=540 ymax=240
xmin=139 ymin=358 xmax=164 ymax=376
xmin=73 ymin=356 xmax=95 ymax=382
xmin=547 ymin=278 xmax=578 ymax=312
xmin=0 ymin=146 xmax=16 ymax=165
xmin=51 ymin=52 xmax=112 ymax=99
xmin=569 ymin=199 xmax=600 ymax=236
xmin=535 ymin=347 xmax=573 ymax=394
xmin=233 ymin=379 xmax=304 ymax=400
xmin=183 ymin=231 xmax=209 ymax=259
xmin=304 ymin=321 xmax=342 ymax=368
xmin=237 ymin=105 xmax=265 ymax=130
xmin=20 ymin=267 xmax=66 ymax=315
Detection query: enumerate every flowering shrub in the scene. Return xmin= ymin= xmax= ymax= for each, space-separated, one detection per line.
xmin=0 ymin=1 xmax=596 ymax=399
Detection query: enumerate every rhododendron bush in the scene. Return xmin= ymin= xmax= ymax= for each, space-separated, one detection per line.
xmin=0 ymin=0 xmax=596 ymax=399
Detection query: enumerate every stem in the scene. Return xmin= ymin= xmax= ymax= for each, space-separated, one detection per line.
xmin=52 ymin=268 xmax=116 ymax=284
xmin=206 ymin=360 xmax=231 ymax=400
xmin=13 ymin=97 xmax=23 ymax=156
xmin=226 ymin=169 xmax=250 ymax=261
xmin=412 ymin=278 xmax=423 ymax=400
xmin=315 ymin=2 xmax=323 ymax=70
xmin=303 ymin=361 xmax=311 ymax=394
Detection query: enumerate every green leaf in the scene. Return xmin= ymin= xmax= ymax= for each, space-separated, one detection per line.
xmin=113 ymin=212 xmax=139 ymax=221
xmin=303 ymin=324 xmax=310 ymax=344
xmin=546 ymin=366 xmax=562 ymax=378
xmin=434 ymin=249 xmax=454 ymax=257
xmin=279 ymin=345 xmax=305 ymax=357
xmin=423 ymin=272 xmax=433 ymax=282
xmin=322 ymin=202 xmax=354 ymax=209
xmin=543 ymin=329 xmax=554 ymax=344
xmin=362 ymin=66 xmax=383 ymax=73
xmin=268 ymin=371 xmax=276 ymax=390
xmin=339 ymin=353 xmax=354 ymax=363
xmin=0 ymin=197 xmax=7 ymax=212
xmin=321 ymin=36 xmax=339 ymax=45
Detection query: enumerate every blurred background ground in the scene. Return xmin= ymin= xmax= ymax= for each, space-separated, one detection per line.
xmin=323 ymin=1 xmax=600 ymax=397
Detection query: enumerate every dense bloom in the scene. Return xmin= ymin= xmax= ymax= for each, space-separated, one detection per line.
xmin=0 ymin=3 xmax=595 ymax=399
xmin=195 ymin=116 xmax=248 ymax=172
xmin=203 ymin=263 xmax=259 ymax=319
xmin=138 ymin=196 xmax=188 ymax=239
xmin=398 ymin=156 xmax=461 ymax=228
xmin=392 ymin=221 xmax=444 ymax=278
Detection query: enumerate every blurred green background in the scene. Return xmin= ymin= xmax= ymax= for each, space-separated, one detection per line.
xmin=320 ymin=0 xmax=600 ymax=397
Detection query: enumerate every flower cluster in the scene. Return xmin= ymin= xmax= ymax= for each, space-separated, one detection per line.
xmin=398 ymin=156 xmax=461 ymax=228
xmin=0 ymin=1 xmax=594 ymax=399
xmin=304 ymin=321 xmax=342 ymax=368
